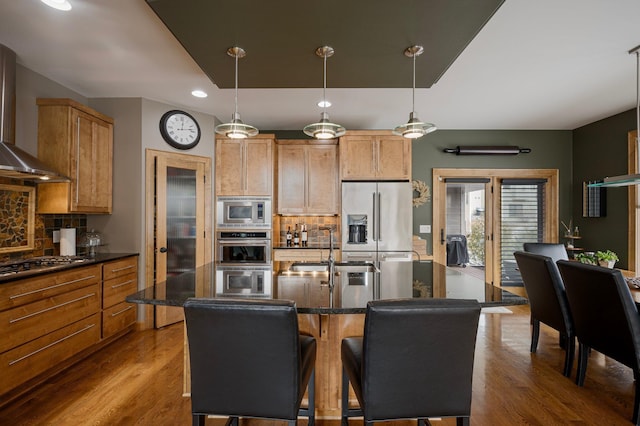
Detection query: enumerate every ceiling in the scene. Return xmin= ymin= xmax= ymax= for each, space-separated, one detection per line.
xmin=145 ymin=0 xmax=503 ymax=90
xmin=1 ymin=0 xmax=640 ymax=132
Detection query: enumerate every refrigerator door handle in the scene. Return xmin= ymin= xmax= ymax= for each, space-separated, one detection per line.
xmin=372 ymin=192 xmax=377 ymax=241
xmin=377 ymin=192 xmax=382 ymax=242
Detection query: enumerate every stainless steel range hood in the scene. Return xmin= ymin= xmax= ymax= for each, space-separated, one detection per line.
xmin=0 ymin=44 xmax=69 ymax=182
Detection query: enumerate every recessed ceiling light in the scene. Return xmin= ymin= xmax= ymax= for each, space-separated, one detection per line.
xmin=317 ymin=100 xmax=331 ymax=108
xmin=191 ymin=90 xmax=208 ymax=98
xmin=40 ymin=0 xmax=72 ymax=11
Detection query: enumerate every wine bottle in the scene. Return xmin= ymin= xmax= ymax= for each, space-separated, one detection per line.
xmin=301 ymin=224 xmax=308 ymax=247
xmin=293 ymin=224 xmax=300 ymax=246
xmin=286 ymin=226 xmax=292 ymax=247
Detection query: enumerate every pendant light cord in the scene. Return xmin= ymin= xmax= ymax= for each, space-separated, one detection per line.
xmin=323 ymin=51 xmax=327 ymax=111
xmin=412 ymin=50 xmax=416 ymax=114
xmin=234 ymin=52 xmax=239 ymax=116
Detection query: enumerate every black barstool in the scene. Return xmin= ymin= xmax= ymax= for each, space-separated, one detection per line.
xmin=184 ymin=298 xmax=316 ymax=426
xmin=341 ymin=298 xmax=481 ymax=426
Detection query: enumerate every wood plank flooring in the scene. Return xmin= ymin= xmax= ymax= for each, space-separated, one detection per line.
xmin=1 ymin=301 xmax=638 ymax=425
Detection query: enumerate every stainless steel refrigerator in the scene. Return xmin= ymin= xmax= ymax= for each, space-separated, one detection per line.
xmin=340 ymin=181 xmax=413 ymax=306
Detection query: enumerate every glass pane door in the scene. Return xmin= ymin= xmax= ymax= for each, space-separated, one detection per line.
xmin=155 ymin=154 xmax=207 ymax=328
xmin=166 ymin=167 xmax=197 ymax=276
xmin=500 ymin=180 xmax=546 ymax=286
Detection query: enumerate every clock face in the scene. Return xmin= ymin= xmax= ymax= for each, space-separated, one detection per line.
xmin=159 ymin=110 xmax=201 ymax=150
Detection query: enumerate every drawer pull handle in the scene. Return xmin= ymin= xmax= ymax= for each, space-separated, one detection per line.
xmin=111 ymin=265 xmax=135 ymax=273
xmin=111 ymin=305 xmax=134 ymax=317
xmin=110 ymin=279 xmax=135 ymax=289
xmin=9 ymin=275 xmax=97 ymax=300
xmin=9 ymin=324 xmax=95 ymax=366
xmin=9 ymin=293 xmax=96 ymax=323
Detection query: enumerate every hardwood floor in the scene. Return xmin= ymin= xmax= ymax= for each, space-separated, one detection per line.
xmin=1 ymin=302 xmax=638 ymax=425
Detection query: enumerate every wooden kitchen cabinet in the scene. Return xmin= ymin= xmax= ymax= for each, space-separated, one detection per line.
xmin=0 ymin=256 xmax=139 ymax=401
xmin=0 ymin=264 xmax=102 ymax=396
xmin=102 ymin=256 xmax=138 ymax=339
xmin=36 ymin=98 xmax=114 ymax=214
xmin=277 ymin=140 xmax=338 ymax=214
xmin=215 ymin=135 xmax=274 ymax=196
xmin=340 ymin=131 xmax=411 ymax=180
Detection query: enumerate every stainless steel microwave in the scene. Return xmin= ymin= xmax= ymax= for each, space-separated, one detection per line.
xmin=216 ymin=196 xmax=272 ymax=229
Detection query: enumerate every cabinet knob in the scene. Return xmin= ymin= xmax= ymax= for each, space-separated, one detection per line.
xmin=159 ymin=247 xmax=168 ymax=253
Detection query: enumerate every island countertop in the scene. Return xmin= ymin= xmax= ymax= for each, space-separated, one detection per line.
xmin=126 ymin=261 xmax=527 ymax=313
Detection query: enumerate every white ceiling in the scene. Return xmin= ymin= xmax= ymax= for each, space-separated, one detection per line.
xmin=1 ymin=0 xmax=639 ymax=131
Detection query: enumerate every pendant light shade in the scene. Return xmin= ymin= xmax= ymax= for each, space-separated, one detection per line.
xmin=215 ymin=47 xmax=258 ymax=139
xmin=303 ymin=46 xmax=346 ymax=139
xmin=393 ymin=45 xmax=436 ymax=139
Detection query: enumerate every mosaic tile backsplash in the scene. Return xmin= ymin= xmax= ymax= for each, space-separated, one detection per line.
xmin=0 ymin=187 xmax=32 ymax=250
xmin=0 ymin=210 xmax=87 ymax=262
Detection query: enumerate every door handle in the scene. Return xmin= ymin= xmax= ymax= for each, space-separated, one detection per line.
xmin=440 ymin=229 xmax=445 ymax=245
xmin=159 ymin=247 xmax=168 ymax=253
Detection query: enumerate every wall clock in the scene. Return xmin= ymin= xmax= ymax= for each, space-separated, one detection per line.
xmin=159 ymin=110 xmax=201 ymax=150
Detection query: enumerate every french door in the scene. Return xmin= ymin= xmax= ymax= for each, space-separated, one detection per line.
xmin=433 ymin=168 xmax=559 ymax=286
xmin=146 ymin=149 xmax=212 ymax=328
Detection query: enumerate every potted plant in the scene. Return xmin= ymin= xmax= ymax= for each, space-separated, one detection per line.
xmin=575 ymin=252 xmax=597 ymax=265
xmin=596 ymin=250 xmax=619 ymax=268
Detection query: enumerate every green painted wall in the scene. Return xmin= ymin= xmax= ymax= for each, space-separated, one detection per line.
xmin=411 ymin=130 xmax=573 ymax=254
xmin=572 ymin=109 xmax=635 ymax=269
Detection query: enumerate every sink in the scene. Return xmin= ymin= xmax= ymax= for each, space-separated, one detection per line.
xmin=289 ymin=262 xmax=329 ymax=272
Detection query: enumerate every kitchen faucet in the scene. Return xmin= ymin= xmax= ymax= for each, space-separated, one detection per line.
xmin=319 ymin=226 xmax=336 ymax=307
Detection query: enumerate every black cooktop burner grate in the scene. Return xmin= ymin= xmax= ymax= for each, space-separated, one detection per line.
xmin=0 ymin=256 xmax=92 ymax=277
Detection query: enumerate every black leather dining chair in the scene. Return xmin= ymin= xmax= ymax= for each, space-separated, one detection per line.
xmin=514 ymin=251 xmax=575 ymax=377
xmin=341 ymin=298 xmax=481 ymax=426
xmin=183 ymin=298 xmax=316 ymax=426
xmin=557 ymin=260 xmax=640 ymax=425
xmin=523 ymin=242 xmax=569 ymax=263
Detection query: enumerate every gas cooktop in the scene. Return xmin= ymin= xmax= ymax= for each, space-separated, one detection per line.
xmin=0 ymin=256 xmax=95 ymax=278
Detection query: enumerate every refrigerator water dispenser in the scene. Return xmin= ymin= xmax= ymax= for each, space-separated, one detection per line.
xmin=347 ymin=215 xmax=367 ymax=243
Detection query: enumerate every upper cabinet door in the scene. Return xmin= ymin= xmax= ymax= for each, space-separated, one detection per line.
xmin=340 ymin=132 xmax=411 ymax=181
xmin=36 ymin=98 xmax=114 ymax=214
xmin=245 ymin=139 xmax=273 ymax=196
xmin=339 ymin=136 xmax=376 ymax=180
xmin=215 ymin=136 xmax=274 ymax=196
xmin=277 ymin=144 xmax=306 ymax=214
xmin=73 ymin=109 xmax=113 ymax=212
xmin=306 ymin=145 xmax=338 ymax=214
xmin=215 ymin=139 xmax=244 ymax=195
xmin=276 ymin=141 xmax=338 ymax=215
xmin=376 ymin=136 xmax=411 ymax=180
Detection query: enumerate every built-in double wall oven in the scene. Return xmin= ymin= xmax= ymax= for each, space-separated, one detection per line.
xmin=215 ymin=196 xmax=273 ymax=297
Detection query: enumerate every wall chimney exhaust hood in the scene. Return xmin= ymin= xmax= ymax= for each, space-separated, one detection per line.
xmin=0 ymin=44 xmax=69 ymax=182
xmin=589 ymin=44 xmax=640 ymax=188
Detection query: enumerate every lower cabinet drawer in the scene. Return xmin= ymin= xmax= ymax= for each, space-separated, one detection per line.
xmin=103 ymin=272 xmax=137 ymax=309
xmin=102 ymin=301 xmax=136 ymax=339
xmin=0 ymin=284 xmax=101 ymax=353
xmin=0 ymin=313 xmax=100 ymax=395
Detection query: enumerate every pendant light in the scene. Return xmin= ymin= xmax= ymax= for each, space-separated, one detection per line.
xmin=303 ymin=46 xmax=346 ymax=139
xmin=393 ymin=45 xmax=437 ymax=139
xmin=589 ymin=44 xmax=640 ymax=187
xmin=215 ymin=47 xmax=258 ymax=139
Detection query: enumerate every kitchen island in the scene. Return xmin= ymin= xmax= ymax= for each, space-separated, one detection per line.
xmin=127 ymin=260 xmax=526 ymax=418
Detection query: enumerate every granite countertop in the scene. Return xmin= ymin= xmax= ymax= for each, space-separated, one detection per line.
xmin=126 ymin=261 xmax=528 ymax=314
xmin=0 ymin=252 xmax=139 ymax=284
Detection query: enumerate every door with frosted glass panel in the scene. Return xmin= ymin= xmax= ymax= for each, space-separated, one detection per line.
xmin=154 ymin=153 xmax=209 ymax=328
